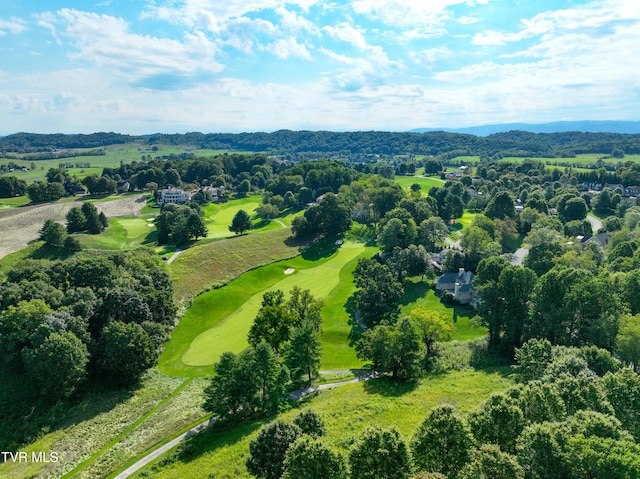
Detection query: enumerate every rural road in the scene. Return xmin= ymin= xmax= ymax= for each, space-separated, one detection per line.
xmin=112 ymin=369 xmax=377 ymax=479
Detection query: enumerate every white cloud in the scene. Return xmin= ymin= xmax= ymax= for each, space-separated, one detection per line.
xmin=323 ymin=22 xmax=368 ymax=49
xmin=457 ymin=16 xmax=480 ymax=25
xmin=50 ymin=9 xmax=223 ymax=88
xmin=410 ymin=47 xmax=452 ymax=68
xmin=276 ymin=6 xmax=320 ymax=34
xmin=351 ymin=0 xmax=466 ymax=27
xmin=0 ymin=17 xmax=27 ymax=35
xmin=264 ymin=36 xmax=312 ymax=59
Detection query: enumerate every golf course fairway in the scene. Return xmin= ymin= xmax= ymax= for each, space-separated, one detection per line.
xmin=181 ymin=241 xmax=367 ymax=368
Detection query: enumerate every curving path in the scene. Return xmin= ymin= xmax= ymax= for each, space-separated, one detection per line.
xmin=113 ymin=370 xmax=377 ymax=479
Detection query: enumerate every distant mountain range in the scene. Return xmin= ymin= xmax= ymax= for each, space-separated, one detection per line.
xmin=410 ymin=121 xmax=640 ymax=136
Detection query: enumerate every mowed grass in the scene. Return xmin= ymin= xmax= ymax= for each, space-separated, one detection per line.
xmin=181 ymin=241 xmax=368 ymax=370
xmin=203 ymin=197 xmax=262 ymax=239
xmin=161 ymin=240 xmax=368 ymax=376
xmin=0 ymin=195 xmax=30 ymax=208
xmin=135 ymin=368 xmax=513 ymax=479
xmin=394 ymin=175 xmax=444 ymax=195
xmin=168 ymin=227 xmax=304 ymax=302
xmin=400 ymin=281 xmax=486 ymax=342
xmin=78 ymin=217 xmax=157 ymax=250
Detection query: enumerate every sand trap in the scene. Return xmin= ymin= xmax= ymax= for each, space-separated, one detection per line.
xmin=284 ymin=268 xmax=295 ymax=274
xmin=335 ymin=239 xmax=343 ymax=245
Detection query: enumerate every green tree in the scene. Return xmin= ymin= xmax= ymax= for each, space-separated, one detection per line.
xmin=282 ymin=437 xmax=347 ymax=479
xmin=256 ymin=203 xmax=280 ymax=220
xmin=66 ymin=207 xmax=87 ymax=233
xmin=97 ymin=321 xmax=155 ymax=385
xmin=516 ymin=422 xmax=568 ymax=479
xmin=253 ymin=342 xmax=288 ymax=413
xmin=22 ymin=331 xmax=88 ymax=400
xmin=353 ymin=258 xmax=404 ymax=327
xmin=616 ymin=315 xmax=640 ymax=372
xmin=39 ymin=219 xmax=67 ymax=248
xmin=292 ymin=409 xmax=326 ymax=438
xmin=603 ymin=368 xmax=640 ymax=441
xmin=81 ymin=202 xmax=104 ymax=234
xmin=484 ymin=191 xmax=516 ymax=220
xmin=418 ymin=217 xmax=449 ymax=252
xmin=458 ymin=444 xmax=523 ymax=479
xmin=248 ymin=290 xmax=294 ymax=352
xmin=203 ymin=350 xmax=258 ymax=417
xmin=407 ymin=307 xmax=453 ymax=358
xmin=410 ymin=405 xmax=474 ymax=477
xmin=348 ymin=426 xmax=412 ymax=479
xmin=378 ymin=217 xmax=418 ymax=253
xmin=285 ymin=321 xmax=321 ymax=384
xmin=356 ymin=317 xmax=422 ymax=381
xmin=468 ymin=393 xmax=525 ymax=454
xmin=0 ymin=299 xmax=53 ymax=362
xmin=565 ymin=436 xmax=640 ymax=479
xmin=246 ymin=420 xmax=302 ymax=479
xmin=229 ymin=209 xmax=252 ymax=235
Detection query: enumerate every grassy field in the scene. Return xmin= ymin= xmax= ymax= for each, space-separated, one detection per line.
xmin=450 ymin=153 xmax=640 ymax=168
xmin=161 ymin=240 xmax=369 ymax=377
xmin=0 ymin=195 xmax=30 ymax=208
xmin=132 ymin=368 xmax=513 ymax=479
xmin=394 ymin=175 xmax=444 ymax=195
xmin=0 ymin=371 xmax=205 ymax=479
xmin=0 ymin=145 xmax=233 ymax=184
xmin=168 ymin=227 xmax=305 ymax=303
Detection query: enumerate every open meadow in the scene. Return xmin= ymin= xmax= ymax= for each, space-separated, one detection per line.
xmin=130 ymin=368 xmax=513 ymax=479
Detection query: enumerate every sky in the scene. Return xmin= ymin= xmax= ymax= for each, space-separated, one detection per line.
xmin=1 ymin=0 xmax=639 ymax=134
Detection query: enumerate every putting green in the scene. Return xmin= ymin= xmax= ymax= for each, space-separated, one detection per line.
xmin=181 ymin=241 xmax=366 ymax=367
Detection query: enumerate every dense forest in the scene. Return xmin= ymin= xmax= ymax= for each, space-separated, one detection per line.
xmin=2 ymin=130 xmax=640 ymax=158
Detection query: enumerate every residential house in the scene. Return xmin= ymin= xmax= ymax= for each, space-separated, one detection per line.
xmin=581 ymin=232 xmax=610 ymax=249
xmin=435 ymin=268 xmax=477 ymax=306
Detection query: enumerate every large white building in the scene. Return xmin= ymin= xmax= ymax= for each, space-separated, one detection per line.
xmin=159 ymin=186 xmax=191 ymax=205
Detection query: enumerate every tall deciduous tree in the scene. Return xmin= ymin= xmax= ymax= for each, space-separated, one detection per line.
xmin=458 ymin=444 xmax=524 ymax=479
xmin=246 ymin=420 xmax=302 ymax=479
xmin=229 ymin=209 xmax=252 ymax=235
xmin=410 ymin=405 xmax=474 ymax=477
xmin=282 ymin=436 xmax=347 ymax=479
xmin=39 ymin=220 xmax=67 ymax=248
xmin=97 ymin=321 xmax=155 ymax=385
xmin=348 ymin=426 xmax=412 ymax=479
xmin=22 ymin=331 xmax=89 ymax=400
xmin=285 ymin=321 xmax=321 ymax=384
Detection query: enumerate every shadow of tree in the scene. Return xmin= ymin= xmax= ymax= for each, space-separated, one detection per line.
xmin=300 ymin=237 xmax=341 ymax=261
xmin=362 ymin=377 xmax=419 ymax=397
xmin=174 ymin=415 xmax=271 ymax=464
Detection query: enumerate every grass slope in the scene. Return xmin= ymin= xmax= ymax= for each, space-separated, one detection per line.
xmin=394 ymin=175 xmax=444 ymax=195
xmin=134 ymin=368 xmax=513 ymax=479
xmin=168 ymin=228 xmax=304 ymax=303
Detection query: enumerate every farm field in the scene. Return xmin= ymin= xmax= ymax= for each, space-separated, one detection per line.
xmin=0 ymin=145 xmax=233 ymax=184
xmin=133 ymin=368 xmax=513 ymax=479
xmin=161 ymin=240 xmax=371 ymax=377
xmin=450 ymin=153 xmax=640 ymax=168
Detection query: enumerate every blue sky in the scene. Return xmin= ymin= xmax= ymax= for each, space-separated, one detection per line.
xmin=1 ymin=0 xmax=639 ymax=134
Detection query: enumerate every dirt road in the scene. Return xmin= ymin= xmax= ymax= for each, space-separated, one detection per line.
xmin=0 ymin=195 xmax=148 ymax=260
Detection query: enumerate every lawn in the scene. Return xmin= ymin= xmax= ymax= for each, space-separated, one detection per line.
xmin=0 ymin=195 xmax=30 ymax=208
xmin=132 ymin=368 xmax=513 ymax=479
xmin=162 ymin=240 xmax=368 ymax=376
xmin=394 ymin=175 xmax=444 ymax=195
xmin=400 ymin=280 xmax=486 ymax=342
xmin=202 ymin=197 xmax=262 ymax=239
